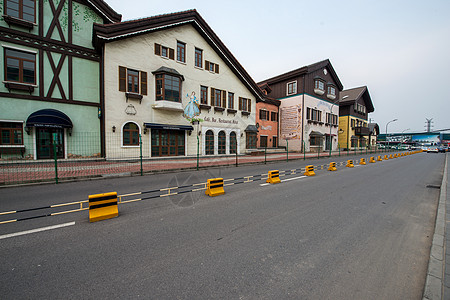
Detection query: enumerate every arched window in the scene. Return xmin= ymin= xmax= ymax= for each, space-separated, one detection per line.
xmin=205 ymin=130 xmax=214 ymax=155
xmin=230 ymin=132 xmax=237 ymax=154
xmin=218 ymin=131 xmax=226 ymax=154
xmin=123 ymin=122 xmax=139 ymax=146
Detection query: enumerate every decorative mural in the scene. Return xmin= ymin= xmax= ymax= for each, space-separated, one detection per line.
xmin=183 ymin=92 xmax=201 ymax=122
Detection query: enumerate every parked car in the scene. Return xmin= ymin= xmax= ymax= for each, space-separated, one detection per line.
xmin=438 ymin=146 xmax=447 ymax=153
xmin=427 ymin=146 xmax=439 ymax=153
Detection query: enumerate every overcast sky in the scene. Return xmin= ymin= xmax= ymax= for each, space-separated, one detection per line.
xmin=106 ymin=0 xmax=450 ymax=134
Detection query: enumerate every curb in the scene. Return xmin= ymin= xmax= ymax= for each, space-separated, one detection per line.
xmin=423 ymin=153 xmax=448 ymax=300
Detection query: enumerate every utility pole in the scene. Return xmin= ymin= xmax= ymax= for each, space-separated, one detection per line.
xmin=425 ymin=118 xmax=433 ymax=133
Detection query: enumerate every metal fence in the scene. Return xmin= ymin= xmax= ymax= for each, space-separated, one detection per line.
xmin=0 ymin=132 xmax=390 ymax=186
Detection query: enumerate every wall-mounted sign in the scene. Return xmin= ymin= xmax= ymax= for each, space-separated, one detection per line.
xmin=203 ymin=117 xmax=238 ymax=125
xmin=281 ymin=105 xmax=302 ymax=140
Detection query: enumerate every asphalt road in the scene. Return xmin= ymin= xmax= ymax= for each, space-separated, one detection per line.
xmin=0 ymin=152 xmax=445 ymax=299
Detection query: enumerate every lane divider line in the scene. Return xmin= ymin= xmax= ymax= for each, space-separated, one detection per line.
xmin=0 ymin=221 xmax=75 ymax=240
xmin=260 ymin=175 xmax=307 ymax=186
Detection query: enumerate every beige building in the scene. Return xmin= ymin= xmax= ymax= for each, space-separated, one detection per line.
xmin=93 ymin=10 xmax=263 ymax=158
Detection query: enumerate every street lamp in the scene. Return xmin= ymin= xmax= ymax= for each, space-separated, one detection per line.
xmin=385 ymin=118 xmax=398 ymax=150
xmin=328 ymin=98 xmax=340 ymax=157
xmin=401 ymin=128 xmax=410 ymax=147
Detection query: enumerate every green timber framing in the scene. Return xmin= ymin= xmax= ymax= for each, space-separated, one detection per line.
xmin=0 ymin=0 xmax=121 ymax=160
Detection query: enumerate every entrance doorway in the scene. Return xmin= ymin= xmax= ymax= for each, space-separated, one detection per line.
xmin=36 ymin=128 xmax=64 ymax=159
xmin=151 ymin=129 xmax=185 ymax=157
xmin=325 ymin=135 xmax=331 ymax=151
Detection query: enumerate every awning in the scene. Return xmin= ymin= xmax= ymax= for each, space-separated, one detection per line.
xmin=26 ymin=109 xmax=73 ymax=128
xmin=244 ymin=125 xmax=258 ymax=132
xmin=144 ymin=123 xmax=193 ymax=131
xmin=310 ymin=131 xmax=324 ymax=137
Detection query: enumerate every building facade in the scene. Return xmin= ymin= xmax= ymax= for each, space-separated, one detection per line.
xmin=256 ymin=84 xmax=280 ymax=148
xmin=338 ymin=86 xmax=375 ymax=150
xmin=93 ymin=10 xmax=263 ymax=158
xmin=0 ymin=0 xmax=120 ymax=159
xmin=258 ymin=60 xmax=343 ymax=152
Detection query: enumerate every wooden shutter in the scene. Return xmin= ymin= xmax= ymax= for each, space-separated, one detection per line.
xmin=247 ymin=99 xmax=251 ymax=112
xmin=222 ymin=91 xmax=226 ymax=108
xmin=169 ymin=48 xmax=175 ymax=60
xmin=140 ymin=71 xmax=147 ymax=95
xmin=205 ymin=60 xmax=210 ymax=71
xmin=210 ymin=88 xmax=215 ymax=106
xmin=119 ymin=66 xmax=126 ymax=92
xmin=155 ymin=43 xmax=161 ymax=56
xmin=239 ymin=97 xmax=242 ymax=111
xmin=215 ymin=64 xmax=219 ymax=74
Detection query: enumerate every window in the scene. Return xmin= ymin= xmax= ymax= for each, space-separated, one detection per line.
xmin=5 ymin=0 xmax=36 ymax=23
xmin=205 ymin=130 xmax=214 ymax=155
xmin=218 ymin=131 xmax=226 ymax=154
xmin=271 ymin=111 xmax=278 ymax=122
xmin=230 ymin=131 xmax=237 ymax=154
xmin=156 ymin=74 xmax=181 ymax=102
xmin=118 ymin=66 xmax=147 ymax=95
xmin=200 ymin=86 xmax=208 ymax=105
xmin=328 ymin=86 xmax=336 ymax=96
xmin=195 ymin=48 xmax=203 ymax=68
xmin=351 ymin=119 xmax=355 ymax=128
xmin=246 ymin=132 xmax=257 ymax=149
xmin=307 ymin=107 xmax=311 ymax=120
xmin=151 ymin=129 xmax=185 ymax=157
xmin=154 ymin=43 xmax=174 ymax=60
xmin=0 ymin=122 xmax=23 ymax=145
xmin=205 ymin=60 xmax=219 ymax=74
xmin=260 ymin=136 xmax=268 ymax=148
xmin=228 ymin=92 xmax=234 ymax=109
xmin=210 ymin=88 xmax=226 ymax=108
xmin=272 ymin=136 xmax=278 ymax=148
xmin=310 ymin=136 xmax=321 ymax=146
xmin=123 ymin=122 xmax=139 ymax=146
xmin=287 ymin=81 xmax=297 ymax=95
xmin=177 ymin=41 xmax=186 ymax=63
xmin=314 ymin=79 xmax=325 ymax=95
xmin=5 ymin=48 xmax=36 ymax=84
xmin=259 ymin=109 xmax=269 ymax=121
xmin=214 ymin=89 xmax=221 ymax=107
xmin=239 ymin=97 xmax=251 ymax=112
xmin=307 ymin=107 xmax=322 ymax=122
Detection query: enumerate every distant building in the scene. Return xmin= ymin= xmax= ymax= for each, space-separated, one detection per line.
xmin=257 ymin=84 xmax=280 ymax=148
xmin=368 ymin=123 xmax=380 ymax=149
xmin=258 ymin=60 xmax=343 ymax=152
xmin=338 ymin=86 xmax=375 ymax=150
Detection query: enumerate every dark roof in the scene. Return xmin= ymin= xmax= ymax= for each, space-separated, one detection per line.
xmin=339 ymin=86 xmax=375 ymax=113
xmin=88 ymin=0 xmax=121 ymax=23
xmin=152 ymin=66 xmax=184 ymax=81
xmin=93 ymin=9 xmax=264 ymax=100
xmin=257 ymin=59 xmax=344 ymax=91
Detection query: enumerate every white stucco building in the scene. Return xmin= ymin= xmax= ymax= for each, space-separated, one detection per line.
xmin=93 ymin=10 xmax=263 ymax=158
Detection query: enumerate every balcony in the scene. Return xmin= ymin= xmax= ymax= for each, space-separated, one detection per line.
xmin=354 ymin=126 xmax=371 ymax=136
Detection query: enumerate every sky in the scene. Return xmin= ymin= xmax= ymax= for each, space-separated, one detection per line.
xmin=105 ymin=0 xmax=450 ymax=134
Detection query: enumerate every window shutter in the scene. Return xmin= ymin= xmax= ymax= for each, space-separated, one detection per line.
xmin=155 ymin=43 xmax=161 ymax=56
xmin=205 ymin=60 xmax=210 ymax=71
xmin=169 ymin=48 xmax=175 ymax=60
xmin=215 ymin=64 xmax=219 ymax=74
xmin=222 ymin=91 xmax=226 ymax=108
xmin=239 ymin=97 xmax=242 ymax=110
xmin=247 ymin=99 xmax=251 ymax=112
xmin=140 ymin=71 xmax=147 ymax=95
xmin=210 ymin=88 xmax=215 ymax=106
xmin=119 ymin=66 xmax=126 ymax=92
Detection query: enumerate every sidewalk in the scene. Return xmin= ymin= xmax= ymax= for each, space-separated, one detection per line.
xmin=423 ymin=153 xmax=449 ymax=299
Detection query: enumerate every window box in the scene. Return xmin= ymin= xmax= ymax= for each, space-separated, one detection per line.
xmin=3 ymin=15 xmax=35 ymax=29
xmin=214 ymin=107 xmax=225 ymax=112
xmin=327 ymin=94 xmax=336 ymax=100
xmin=314 ymin=88 xmax=325 ymax=95
xmin=199 ymin=104 xmax=211 ymax=110
xmin=152 ymin=100 xmax=183 ymax=112
xmin=4 ymin=82 xmax=34 ymax=93
xmin=227 ymin=108 xmax=237 ymax=114
xmin=318 ymin=121 xmax=324 ymax=125
xmin=241 ymin=111 xmax=250 ymax=116
xmin=126 ymin=92 xmax=143 ymax=103
xmin=307 ymin=119 xmax=313 ymax=124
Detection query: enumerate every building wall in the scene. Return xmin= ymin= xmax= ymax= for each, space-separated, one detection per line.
xmin=338 ymin=115 xmax=369 ymax=149
xmin=256 ymin=101 xmax=279 ymax=148
xmin=103 ymin=24 xmax=257 ymax=158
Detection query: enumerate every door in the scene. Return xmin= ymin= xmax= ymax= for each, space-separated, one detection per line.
xmin=325 ymin=135 xmax=331 ymax=151
xmin=36 ymin=128 xmax=64 ymax=159
xmin=272 ymin=136 xmax=278 ymax=148
xmin=260 ymin=136 xmax=268 ymax=148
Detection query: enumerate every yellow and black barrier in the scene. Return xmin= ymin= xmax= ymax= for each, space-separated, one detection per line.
xmin=304 ymin=165 xmax=315 ymax=176
xmin=360 ymin=158 xmax=366 ymax=165
xmin=88 ymin=192 xmax=118 ymax=222
xmin=369 ymin=157 xmax=376 ymax=163
xmin=377 ymin=155 xmax=382 ymax=161
xmin=205 ymin=178 xmax=225 ymax=197
xmin=266 ymin=170 xmax=281 ymax=184
xmin=384 ymin=154 xmax=389 ymax=160
xmin=346 ymin=160 xmax=354 ymax=168
xmin=389 ymin=154 xmax=394 ymax=159
xmin=328 ymin=162 xmax=337 ymax=171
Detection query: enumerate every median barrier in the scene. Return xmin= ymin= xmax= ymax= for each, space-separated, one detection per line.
xmin=328 ymin=162 xmax=337 ymax=171
xmin=88 ymin=192 xmax=118 ymax=222
xmin=346 ymin=160 xmax=354 ymax=168
xmin=389 ymin=154 xmax=394 ymax=159
xmin=266 ymin=170 xmax=281 ymax=184
xmin=377 ymin=155 xmax=383 ymax=161
xmin=360 ymin=158 xmax=366 ymax=165
xmin=304 ymin=165 xmax=315 ymax=176
xmin=384 ymin=154 xmax=389 ymax=160
xmin=369 ymin=157 xmax=376 ymax=163
xmin=205 ymin=178 xmax=225 ymax=197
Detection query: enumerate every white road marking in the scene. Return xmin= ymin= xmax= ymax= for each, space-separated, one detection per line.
xmin=260 ymin=175 xmax=307 ymax=186
xmin=0 ymin=221 xmax=75 ymax=240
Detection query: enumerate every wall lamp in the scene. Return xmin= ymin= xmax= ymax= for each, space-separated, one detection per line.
xmin=112 ymin=126 xmax=116 ymax=133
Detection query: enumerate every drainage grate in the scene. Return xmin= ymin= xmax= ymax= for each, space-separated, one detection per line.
xmin=426 ymin=185 xmax=441 ymax=189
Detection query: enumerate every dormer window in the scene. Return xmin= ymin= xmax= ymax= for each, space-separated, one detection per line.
xmin=287 ymin=81 xmax=297 ymax=96
xmin=327 ymin=85 xmax=336 ymax=100
xmin=314 ymin=79 xmax=325 ymax=95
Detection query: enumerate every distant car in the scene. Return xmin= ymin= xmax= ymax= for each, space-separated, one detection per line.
xmin=427 ymin=146 xmax=439 ymax=153
xmin=438 ymin=146 xmax=447 ymax=153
